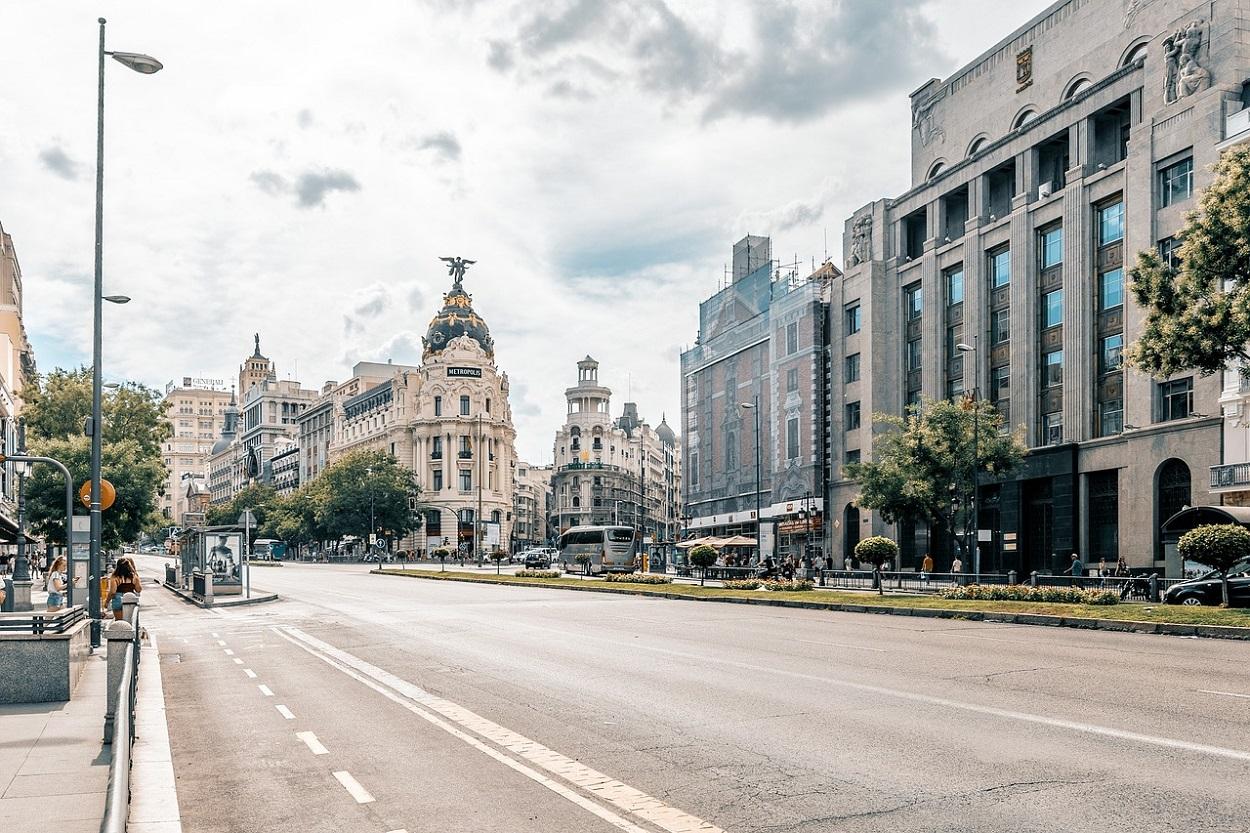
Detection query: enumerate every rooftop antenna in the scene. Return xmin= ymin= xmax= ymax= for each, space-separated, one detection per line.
xmin=823 ymin=226 xmax=828 ymax=262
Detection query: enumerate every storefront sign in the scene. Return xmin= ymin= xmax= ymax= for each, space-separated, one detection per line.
xmin=447 ymin=367 xmax=482 ymax=378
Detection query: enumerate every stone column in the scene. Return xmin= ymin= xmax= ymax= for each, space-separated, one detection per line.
xmin=104 ymin=619 xmax=136 ymax=742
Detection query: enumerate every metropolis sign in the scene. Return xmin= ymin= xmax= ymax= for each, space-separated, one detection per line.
xmin=447 ymin=367 xmax=482 ymax=378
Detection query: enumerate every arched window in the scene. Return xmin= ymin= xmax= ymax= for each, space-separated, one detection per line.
xmin=1062 ymin=75 xmax=1091 ymax=101
xmin=491 ymin=510 xmax=502 ymax=524
xmin=1156 ymin=459 xmax=1192 ymax=558
xmin=966 ymin=135 xmax=989 ymax=158
xmin=927 ymin=160 xmax=946 ymax=180
xmin=1121 ymin=39 xmax=1149 ymax=67
xmin=1012 ymin=108 xmax=1038 ymax=130
xmin=843 ymin=504 xmax=861 ymax=561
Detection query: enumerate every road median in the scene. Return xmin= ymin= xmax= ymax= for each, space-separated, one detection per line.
xmin=372 ymin=569 xmax=1250 ymax=640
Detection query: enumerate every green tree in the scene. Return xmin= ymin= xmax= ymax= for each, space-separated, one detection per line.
xmin=25 ymin=436 xmax=164 ymax=549
xmin=266 ymin=484 xmax=325 ymax=552
xmin=1127 ymin=145 xmax=1250 ymax=378
xmin=845 ymin=398 xmax=1026 ymax=560
xmin=316 ymin=449 xmax=422 ymax=546
xmin=855 ymin=536 xmax=899 ymax=594
xmin=206 ymin=483 xmax=278 ymax=531
xmin=23 ymin=367 xmax=171 ymax=455
xmin=1177 ymin=523 xmax=1250 ymax=608
xmin=688 ymin=544 xmax=718 ymax=586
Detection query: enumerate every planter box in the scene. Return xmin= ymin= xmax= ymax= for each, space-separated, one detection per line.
xmin=0 ymin=618 xmax=91 ymax=703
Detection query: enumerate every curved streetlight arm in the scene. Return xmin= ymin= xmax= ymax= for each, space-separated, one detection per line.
xmin=6 ymin=455 xmax=76 ymax=606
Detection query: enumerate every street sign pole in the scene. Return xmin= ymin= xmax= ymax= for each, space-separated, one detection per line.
xmin=238 ymin=510 xmax=255 ymax=599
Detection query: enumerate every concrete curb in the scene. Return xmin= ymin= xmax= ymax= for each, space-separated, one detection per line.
xmin=161 ymin=581 xmax=279 ymax=608
xmin=372 ymin=570 xmax=1250 ymax=641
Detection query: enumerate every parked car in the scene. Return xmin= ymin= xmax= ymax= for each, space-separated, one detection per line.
xmin=1163 ymin=565 xmax=1250 ymax=607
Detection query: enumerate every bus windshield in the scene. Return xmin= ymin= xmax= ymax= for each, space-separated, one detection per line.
xmin=608 ymin=528 xmax=635 ymax=543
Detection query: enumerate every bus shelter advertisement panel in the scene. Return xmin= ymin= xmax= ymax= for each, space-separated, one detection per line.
xmin=206 ymin=532 xmax=244 ymax=582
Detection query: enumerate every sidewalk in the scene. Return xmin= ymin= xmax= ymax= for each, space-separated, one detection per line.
xmin=0 ymin=652 xmax=111 ymax=833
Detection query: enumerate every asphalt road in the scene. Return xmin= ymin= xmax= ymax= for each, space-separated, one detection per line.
xmin=135 ymin=556 xmax=1250 ymax=833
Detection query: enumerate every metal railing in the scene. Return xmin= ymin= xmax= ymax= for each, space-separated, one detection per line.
xmin=1210 ymin=462 xmax=1250 ymax=489
xmin=101 ymin=601 xmax=140 ymax=833
xmin=0 ymin=605 xmax=87 ymax=634
xmin=816 ymin=570 xmax=1014 ymax=592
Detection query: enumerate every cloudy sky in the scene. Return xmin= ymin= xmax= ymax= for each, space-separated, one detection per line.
xmin=0 ymin=0 xmax=1050 ymax=462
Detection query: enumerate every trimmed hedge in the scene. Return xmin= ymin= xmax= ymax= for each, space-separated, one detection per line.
xmin=723 ymin=579 xmax=764 ymax=590
xmin=764 ymin=578 xmax=815 ymax=592
xmin=940 ymin=584 xmax=1119 ymax=605
xmin=603 ymin=573 xmax=672 ymax=584
xmin=515 ymin=569 xmax=561 ymax=578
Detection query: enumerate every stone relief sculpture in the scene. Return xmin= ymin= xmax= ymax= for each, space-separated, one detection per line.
xmin=847 ymin=215 xmax=873 ymax=268
xmin=1123 ymin=0 xmax=1144 ymax=28
xmin=911 ymin=87 xmax=946 ymax=146
xmin=1164 ymin=20 xmax=1209 ymax=103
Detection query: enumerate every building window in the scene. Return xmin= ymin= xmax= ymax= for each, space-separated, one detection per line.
xmin=689 ymin=452 xmax=699 ymax=487
xmin=1159 ymin=378 xmax=1193 ymax=422
xmin=844 ymin=353 xmax=861 ymax=384
xmin=1043 ymin=349 xmax=1063 ymax=388
xmin=989 ymin=248 xmax=1011 ymax=288
xmin=1158 ymin=157 xmax=1194 ymax=207
xmin=1088 ymin=470 xmax=1119 ymax=561
xmin=905 ymin=389 xmax=921 ymax=411
xmin=904 ymin=284 xmax=922 ymax=321
xmin=485 ymin=397 xmax=491 ymax=413
xmin=1159 ymin=236 xmax=1183 ymax=270
xmin=786 ymin=416 xmax=800 ymax=460
xmin=1100 ymin=334 xmax=1124 ymax=374
xmin=991 ymin=366 xmax=1009 ymax=402
xmin=460 ymin=470 xmax=472 ymax=491
xmin=1042 ymin=411 xmax=1063 ymax=445
xmin=845 ymin=402 xmax=861 ymax=431
xmin=1042 ymin=289 xmax=1063 ymax=328
xmin=1099 ymin=200 xmax=1124 ymax=246
xmin=906 ymin=339 xmax=922 ymax=372
xmin=1099 ymin=268 xmax=1123 ymax=311
xmin=431 ymin=436 xmax=443 ymax=458
xmin=459 ymin=395 xmax=470 ymax=416
xmin=433 ymin=470 xmax=443 ymax=491
xmin=725 ymin=432 xmax=737 ymax=470
xmin=845 ymin=304 xmax=862 ymax=335
xmin=945 ymin=266 xmax=964 ymax=305
xmin=459 ymin=435 xmax=472 ymax=457
xmin=946 ymin=377 xmax=964 ymax=401
xmin=1098 ymin=399 xmax=1123 ymax=436
xmin=991 ymin=308 xmax=1010 ymax=345
xmin=1040 ymin=226 xmax=1063 ymax=269
xmin=787 ymin=368 xmax=798 ymax=392
xmin=786 ymin=322 xmax=798 ymax=355
xmin=844 ymin=448 xmax=861 ymax=466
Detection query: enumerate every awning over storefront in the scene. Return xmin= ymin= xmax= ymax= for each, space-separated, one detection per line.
xmin=1161 ymin=505 xmax=1250 ymax=535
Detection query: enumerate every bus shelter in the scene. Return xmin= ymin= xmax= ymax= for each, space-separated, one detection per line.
xmin=176 ymin=525 xmax=246 ymax=596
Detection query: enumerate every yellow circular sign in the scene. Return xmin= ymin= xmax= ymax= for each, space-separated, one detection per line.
xmin=78 ymin=479 xmax=117 ymax=511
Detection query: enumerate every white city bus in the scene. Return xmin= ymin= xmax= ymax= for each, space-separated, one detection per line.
xmin=558 ymin=525 xmax=639 ymax=574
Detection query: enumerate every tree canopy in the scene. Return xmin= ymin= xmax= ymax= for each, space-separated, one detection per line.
xmin=845 ymin=397 xmax=1026 ymax=557
xmin=1127 ymin=145 xmax=1250 ymax=378
xmin=315 ymin=449 xmax=422 ymax=542
xmin=23 ymin=367 xmax=170 ymax=455
xmin=1177 ymin=523 xmax=1250 ymax=607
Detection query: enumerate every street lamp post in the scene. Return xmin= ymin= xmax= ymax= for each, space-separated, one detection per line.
xmin=476 ymin=413 xmax=484 ymax=568
xmin=90 ymin=17 xmax=161 ymax=647
xmin=956 ymin=337 xmax=981 ymax=583
xmin=739 ymin=397 xmax=762 ymax=566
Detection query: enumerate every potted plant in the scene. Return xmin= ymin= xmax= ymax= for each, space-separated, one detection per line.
xmin=1177 ymin=523 xmax=1250 ymax=607
xmin=574 ymin=551 xmax=592 ymax=576
xmin=490 ymin=549 xmax=508 ymax=575
xmin=854 ymin=536 xmax=899 ymax=595
xmin=432 ymin=546 xmax=452 ymax=572
xmin=688 ymin=544 xmax=719 ymax=586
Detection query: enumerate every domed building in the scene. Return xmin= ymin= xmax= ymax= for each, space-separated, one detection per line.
xmin=409 ymin=267 xmax=517 ymax=557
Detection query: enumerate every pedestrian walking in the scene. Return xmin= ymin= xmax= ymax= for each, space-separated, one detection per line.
xmin=844 ymin=556 xmax=853 ymax=571
xmin=44 ymin=556 xmax=79 ymax=613
xmin=950 ymin=556 xmax=963 ymax=585
xmin=1070 ymin=552 xmax=1084 ymax=585
xmin=921 ymin=552 xmax=934 ymax=584
xmin=106 ymin=556 xmax=142 ymax=620
xmin=1115 ymin=556 xmax=1129 ymax=577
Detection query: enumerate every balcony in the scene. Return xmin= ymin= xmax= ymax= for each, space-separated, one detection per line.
xmin=1227 ymin=107 xmax=1250 ymax=141
xmin=458 ymin=451 xmax=473 ymax=459
xmin=430 ymin=451 xmax=443 ymax=460
xmin=1210 ymin=462 xmax=1250 ymax=492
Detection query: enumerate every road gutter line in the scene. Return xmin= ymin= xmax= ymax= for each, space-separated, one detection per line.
xmin=275 ymin=626 xmax=720 ymax=833
xmin=1198 ymin=689 xmax=1250 ymax=700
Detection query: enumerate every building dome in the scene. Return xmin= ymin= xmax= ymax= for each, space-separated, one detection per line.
xmin=423 ymin=283 xmax=493 ymax=357
xmin=211 ymin=393 xmax=239 ymax=455
xmin=656 ymin=414 xmax=676 ymax=446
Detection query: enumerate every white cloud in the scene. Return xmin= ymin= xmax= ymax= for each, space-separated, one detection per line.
xmin=0 ymin=0 xmax=1052 ymax=462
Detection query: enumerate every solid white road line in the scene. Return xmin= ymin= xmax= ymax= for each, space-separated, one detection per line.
xmin=332 ymin=771 xmax=375 ymax=804
xmin=1199 ymin=689 xmax=1250 ymax=700
xmin=276 ymin=626 xmax=713 ymax=833
xmin=296 ymin=731 xmax=329 ymax=755
xmin=244 ymin=669 xmax=257 ymax=679
xmin=275 ymin=705 xmax=295 ymax=720
xmin=258 ymin=684 xmax=274 ymax=697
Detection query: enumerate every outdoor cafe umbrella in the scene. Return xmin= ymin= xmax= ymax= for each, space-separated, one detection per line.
xmin=720 ymin=535 xmax=758 ymax=547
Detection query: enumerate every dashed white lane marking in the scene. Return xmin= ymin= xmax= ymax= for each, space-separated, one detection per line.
xmin=224 ymin=649 xmax=235 ymax=656
xmin=385 ymin=829 xmax=409 ymax=833
xmin=211 ymin=632 xmax=219 ymax=638
xmin=277 ymin=626 xmax=714 ymax=833
xmin=275 ymin=705 xmax=295 ymax=720
xmin=244 ymin=669 xmax=257 ymax=679
xmin=297 ymin=731 xmax=329 ymax=755
xmin=258 ymin=684 xmax=274 ymax=697
xmin=217 ymin=639 xmax=226 ymax=646
xmin=1199 ymin=689 xmax=1250 ymax=700
xmin=233 ymin=658 xmax=243 ymax=665
xmin=332 ymin=771 xmax=375 ymax=804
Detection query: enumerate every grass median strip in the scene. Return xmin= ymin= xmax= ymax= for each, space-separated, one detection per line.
xmin=374 ymin=569 xmax=1250 ymax=631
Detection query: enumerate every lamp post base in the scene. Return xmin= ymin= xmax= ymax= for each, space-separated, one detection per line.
xmin=10 ymin=579 xmax=33 ymax=612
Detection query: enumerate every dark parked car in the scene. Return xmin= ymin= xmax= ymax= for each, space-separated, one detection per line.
xmin=523 ymin=551 xmax=551 ymax=569
xmin=1163 ymin=567 xmax=1250 ymax=607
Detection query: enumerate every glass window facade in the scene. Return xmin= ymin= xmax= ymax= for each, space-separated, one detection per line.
xmin=1100 ymin=334 xmax=1124 ymax=374
xmin=1043 ymin=349 xmax=1063 ymax=388
xmin=845 ymin=304 xmax=862 ymax=334
xmin=845 ymin=402 xmax=861 ymax=431
xmin=844 ymin=353 xmax=860 ymax=383
xmin=946 ymin=266 xmax=964 ymax=305
xmin=1040 ymin=226 xmax=1063 ymax=268
xmin=1042 ymin=289 xmax=1063 ymax=328
xmin=905 ymin=285 xmax=922 ymax=320
xmin=991 ymin=308 xmax=1010 ymax=345
xmin=990 ymin=249 xmax=1011 ymax=288
xmin=1099 ymin=268 xmax=1123 ymax=311
xmin=1158 ymin=157 xmax=1194 ymax=207
xmin=1159 ymin=378 xmax=1193 ymax=422
xmin=1099 ymin=200 xmax=1124 ymax=245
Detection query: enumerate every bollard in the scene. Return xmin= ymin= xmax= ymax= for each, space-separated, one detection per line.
xmin=1008 ymin=570 xmax=1017 ymax=585
xmin=1149 ymin=573 xmax=1159 ymax=602
xmin=104 ymin=619 xmax=135 ymax=742
xmin=1030 ymin=571 xmax=1038 ymax=587
xmin=121 ymin=592 xmax=139 ymax=627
